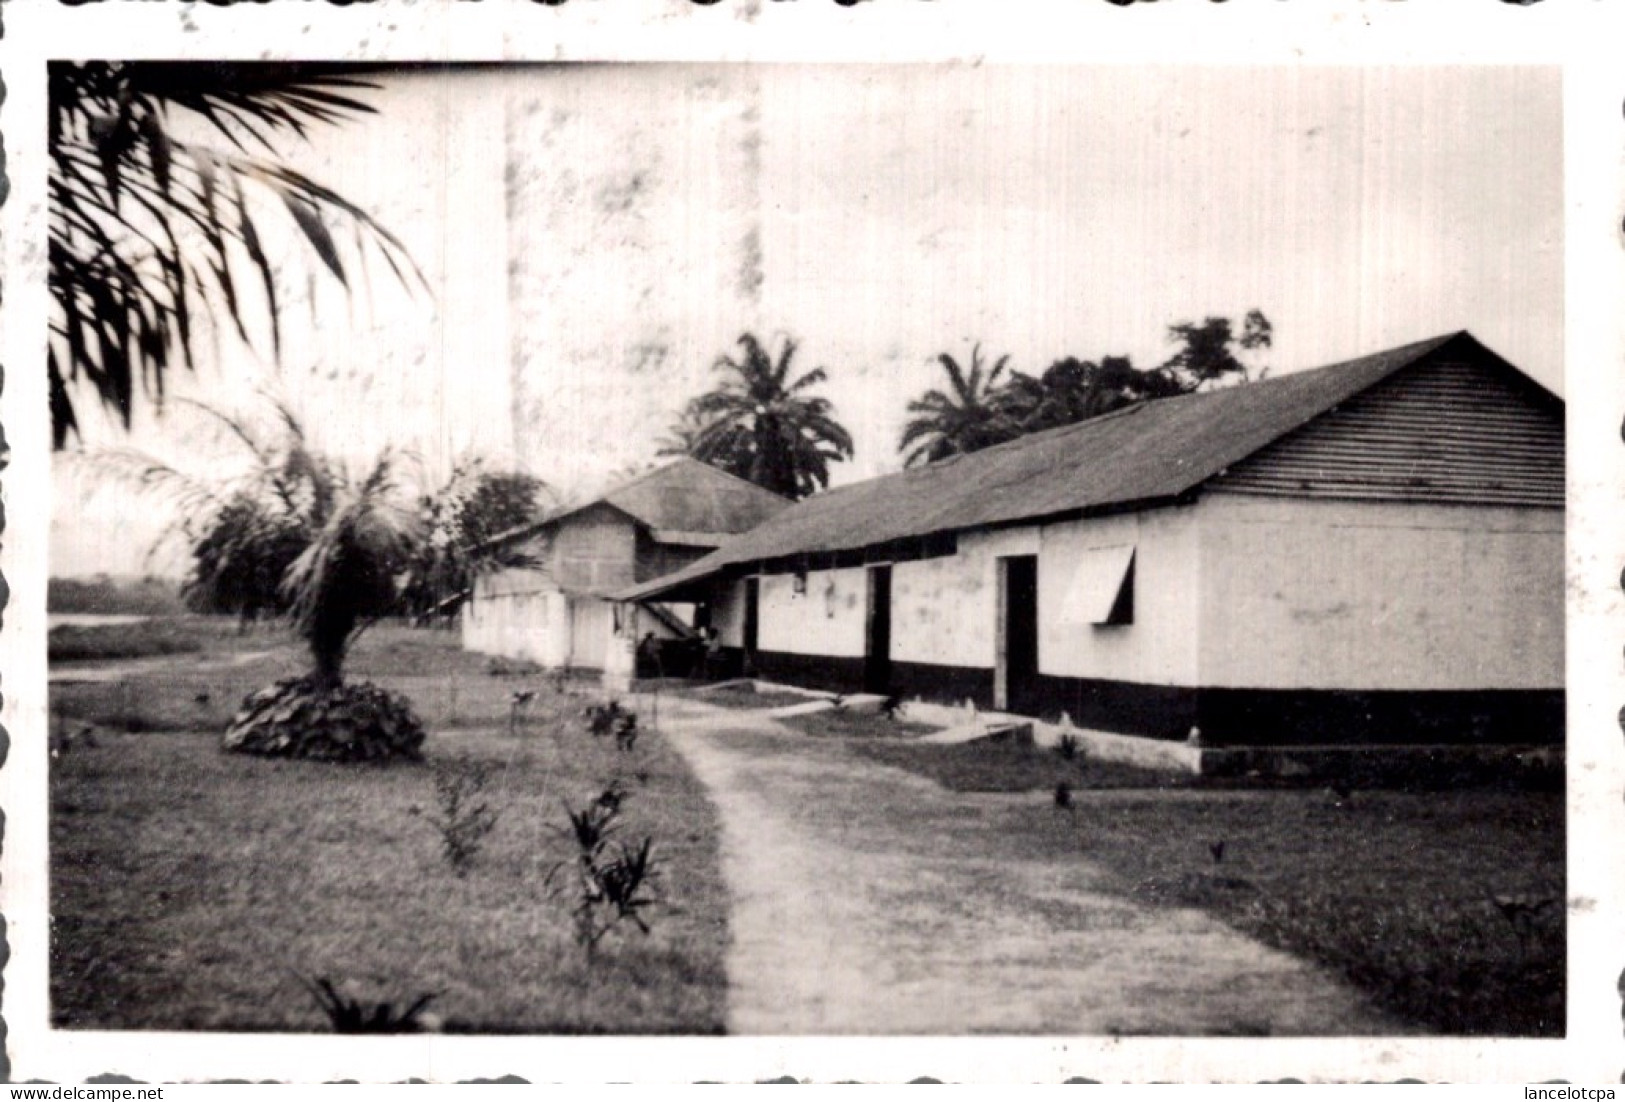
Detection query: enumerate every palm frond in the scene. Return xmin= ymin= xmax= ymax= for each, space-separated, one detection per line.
xmin=49 ymin=61 xmax=426 ymax=448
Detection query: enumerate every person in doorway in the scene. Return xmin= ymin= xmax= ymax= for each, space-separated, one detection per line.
xmin=636 ymin=631 xmax=662 ymax=678
xmin=702 ymin=626 xmax=726 ymax=681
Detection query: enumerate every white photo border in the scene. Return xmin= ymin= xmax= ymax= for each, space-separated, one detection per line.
xmin=2 ymin=0 xmax=1619 ymax=1084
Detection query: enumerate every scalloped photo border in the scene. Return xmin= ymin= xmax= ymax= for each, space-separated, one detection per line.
xmin=0 ymin=0 xmax=1619 ymax=1085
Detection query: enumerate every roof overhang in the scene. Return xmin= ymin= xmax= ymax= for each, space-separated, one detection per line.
xmin=648 ymin=528 xmax=726 ymax=548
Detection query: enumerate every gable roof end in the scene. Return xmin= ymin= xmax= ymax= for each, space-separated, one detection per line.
xmin=488 ymin=457 xmax=791 ymax=550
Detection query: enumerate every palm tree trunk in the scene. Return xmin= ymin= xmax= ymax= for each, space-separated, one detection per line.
xmin=311 ymin=646 xmax=345 ymax=691
xmin=308 ymin=610 xmax=353 ymax=691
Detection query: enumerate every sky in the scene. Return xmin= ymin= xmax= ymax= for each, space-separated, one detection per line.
xmin=50 ymin=63 xmax=1563 ymax=578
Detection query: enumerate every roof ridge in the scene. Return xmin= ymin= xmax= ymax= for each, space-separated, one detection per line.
xmin=897 ymin=331 xmax=1469 ymax=475
xmin=613 ymin=330 xmax=1549 ymax=604
xmin=601 ymin=456 xmax=697 ymax=499
xmin=606 ymin=455 xmax=791 ymax=505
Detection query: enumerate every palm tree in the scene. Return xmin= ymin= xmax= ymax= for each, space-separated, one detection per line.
xmin=281 ymin=451 xmax=424 ymax=690
xmin=656 ymin=402 xmax=753 ymax=477
xmin=89 ymin=400 xmax=439 ymax=760
xmin=897 ymin=344 xmax=1019 ymax=467
xmin=677 ymin=333 xmax=854 ymax=500
xmin=48 ymin=61 xmax=421 ymax=448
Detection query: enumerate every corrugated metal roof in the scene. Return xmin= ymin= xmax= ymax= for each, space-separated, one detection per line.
xmin=615 ymin=332 xmax=1554 ymax=602
xmin=1208 ymin=356 xmax=1564 ymax=507
xmin=497 ymin=458 xmax=790 ymax=549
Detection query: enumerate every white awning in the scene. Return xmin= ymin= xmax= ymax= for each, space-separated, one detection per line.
xmin=1061 ymin=545 xmax=1136 ymax=625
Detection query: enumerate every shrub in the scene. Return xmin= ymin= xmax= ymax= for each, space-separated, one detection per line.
xmin=508 ymin=688 xmax=539 ymax=737
xmin=223 ymin=676 xmax=426 ymax=762
xmin=1056 ymin=731 xmax=1081 ymax=761
xmin=299 ymin=975 xmax=439 ymax=1034
xmin=585 ymin=700 xmax=638 ymax=750
xmin=422 ymin=757 xmax=501 ymax=876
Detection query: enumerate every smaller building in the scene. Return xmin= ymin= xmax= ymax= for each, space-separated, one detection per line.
xmin=463 ymin=458 xmax=788 ymax=674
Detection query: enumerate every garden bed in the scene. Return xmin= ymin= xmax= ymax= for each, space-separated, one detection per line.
xmin=778 ymin=707 xmax=940 ymax=741
xmin=692 ymin=682 xmax=829 ymax=711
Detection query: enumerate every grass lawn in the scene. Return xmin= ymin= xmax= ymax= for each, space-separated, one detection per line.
xmin=49 ymin=624 xmax=729 ymax=1033
xmin=848 ymin=738 xmax=1191 ymax=791
xmin=691 ymin=683 xmax=826 ymax=711
xmin=836 ymin=738 xmax=1564 ymax=1036
xmin=48 ymin=616 xmax=225 ymax=663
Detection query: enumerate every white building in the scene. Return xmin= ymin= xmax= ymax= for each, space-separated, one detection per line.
xmin=618 ymin=333 xmax=1564 ymax=748
xmin=464 ymin=459 xmax=787 ymax=674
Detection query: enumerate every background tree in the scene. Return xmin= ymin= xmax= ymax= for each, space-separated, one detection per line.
xmin=897 ymin=344 xmax=1018 ymax=467
xmin=398 ymin=464 xmax=549 ymax=622
xmin=666 ymin=332 xmax=854 ymax=500
xmin=184 ymin=493 xmax=309 ymax=625
xmin=897 ymin=311 xmax=1273 ymax=466
xmin=1159 ymin=309 xmax=1274 ymax=390
xmin=1002 ymin=354 xmax=1185 ymax=434
xmin=49 ymin=61 xmax=420 ymax=448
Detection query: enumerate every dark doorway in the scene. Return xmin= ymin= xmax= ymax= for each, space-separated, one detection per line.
xmin=864 ymin=565 xmax=893 ymax=694
xmin=997 ymin=555 xmax=1039 ymax=713
xmin=742 ymin=577 xmax=760 ymax=675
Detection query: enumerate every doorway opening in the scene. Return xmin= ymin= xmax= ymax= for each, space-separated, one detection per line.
xmin=864 ymin=565 xmax=893 ymax=694
xmin=996 ymin=555 xmax=1038 ymax=712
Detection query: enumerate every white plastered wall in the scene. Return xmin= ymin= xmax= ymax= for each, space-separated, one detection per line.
xmin=462 ymin=571 xmax=571 ymax=667
xmin=1037 ymin=507 xmax=1202 ymax=687
xmin=1196 ymin=494 xmax=1564 ymax=690
xmin=891 ymin=527 xmax=1036 ymax=670
xmin=756 ymin=567 xmax=869 ymax=658
xmin=887 ymin=512 xmax=1203 ymax=686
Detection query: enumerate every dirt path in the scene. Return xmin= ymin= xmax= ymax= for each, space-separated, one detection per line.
xmin=651 ymin=695 xmax=1405 ymax=1036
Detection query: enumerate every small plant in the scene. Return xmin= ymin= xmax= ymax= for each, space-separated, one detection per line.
xmin=1053 ymin=781 xmax=1073 ymax=810
xmin=1491 ymin=893 xmax=1558 ymax=958
xmin=585 ymin=700 xmax=639 ymax=750
xmin=49 ymin=721 xmax=100 ymax=760
xmin=879 ymin=694 xmax=906 ymax=722
xmin=551 ymin=663 xmax=574 ymax=695
xmin=508 ymin=688 xmax=538 ymax=737
xmin=421 ymin=757 xmax=501 ymax=877
xmin=1056 ymin=731 xmax=1081 ymax=761
xmin=548 ymin=782 xmax=662 ymax=961
xmin=300 ymin=975 xmax=439 ymax=1034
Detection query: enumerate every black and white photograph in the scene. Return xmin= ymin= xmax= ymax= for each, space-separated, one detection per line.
xmin=3 ymin=1 xmax=1617 ymax=1086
